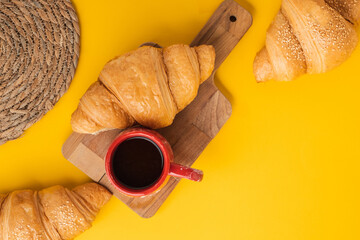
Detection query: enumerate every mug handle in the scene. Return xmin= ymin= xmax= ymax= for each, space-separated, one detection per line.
xmin=169 ymin=163 xmax=203 ymax=182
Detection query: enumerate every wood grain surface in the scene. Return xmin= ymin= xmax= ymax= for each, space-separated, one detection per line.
xmin=62 ymin=0 xmax=252 ymax=218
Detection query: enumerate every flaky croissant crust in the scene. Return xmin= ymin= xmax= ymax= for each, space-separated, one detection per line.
xmin=254 ymin=0 xmax=359 ymax=82
xmin=71 ymin=44 xmax=215 ymax=134
xmin=0 ymin=183 xmax=111 ymax=240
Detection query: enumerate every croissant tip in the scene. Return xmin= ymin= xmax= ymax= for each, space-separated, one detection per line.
xmin=256 ymin=79 xmax=266 ymax=83
xmin=254 ymin=72 xmax=271 ymax=83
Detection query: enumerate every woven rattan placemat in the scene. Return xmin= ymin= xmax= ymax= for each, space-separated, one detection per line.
xmin=0 ymin=0 xmax=80 ymax=145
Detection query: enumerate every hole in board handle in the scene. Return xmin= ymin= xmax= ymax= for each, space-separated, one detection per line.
xmin=230 ymin=15 xmax=237 ymax=22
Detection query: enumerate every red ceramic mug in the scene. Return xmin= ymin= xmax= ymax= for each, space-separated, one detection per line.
xmin=105 ymin=128 xmax=203 ymax=197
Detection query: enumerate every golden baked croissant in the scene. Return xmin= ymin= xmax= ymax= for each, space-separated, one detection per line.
xmin=254 ymin=0 xmax=359 ymax=82
xmin=325 ymin=0 xmax=360 ymax=23
xmin=71 ymin=44 xmax=215 ymax=134
xmin=0 ymin=183 xmax=111 ymax=240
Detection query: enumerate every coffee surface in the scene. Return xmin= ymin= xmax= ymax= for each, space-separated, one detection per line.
xmin=112 ymin=137 xmax=164 ymax=189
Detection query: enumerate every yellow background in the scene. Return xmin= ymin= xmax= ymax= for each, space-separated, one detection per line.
xmin=1 ymin=0 xmax=360 ymax=239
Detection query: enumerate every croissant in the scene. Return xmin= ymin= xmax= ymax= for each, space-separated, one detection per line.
xmin=325 ymin=0 xmax=360 ymax=23
xmin=0 ymin=183 xmax=111 ymax=240
xmin=71 ymin=44 xmax=215 ymax=134
xmin=253 ymin=0 xmax=359 ymax=82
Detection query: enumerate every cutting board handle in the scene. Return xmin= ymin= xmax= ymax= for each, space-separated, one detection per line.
xmin=190 ymin=0 xmax=252 ymax=71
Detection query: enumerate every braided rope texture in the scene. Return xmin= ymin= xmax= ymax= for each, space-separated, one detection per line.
xmin=0 ymin=0 xmax=80 ymax=145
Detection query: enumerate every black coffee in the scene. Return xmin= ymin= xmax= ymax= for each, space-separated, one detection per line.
xmin=112 ymin=137 xmax=164 ymax=189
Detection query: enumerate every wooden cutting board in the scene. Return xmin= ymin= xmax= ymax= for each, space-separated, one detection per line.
xmin=62 ymin=0 xmax=252 ymax=218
